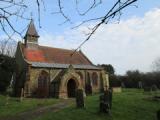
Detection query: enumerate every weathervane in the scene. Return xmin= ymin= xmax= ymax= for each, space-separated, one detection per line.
xmin=30 ymin=12 xmax=33 ymax=20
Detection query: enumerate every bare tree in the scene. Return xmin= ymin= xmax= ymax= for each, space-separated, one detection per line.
xmin=0 ymin=39 xmax=8 ymax=55
xmin=0 ymin=0 xmax=28 ymax=38
xmin=0 ymin=39 xmax=16 ymax=57
xmin=0 ymin=0 xmax=45 ymax=39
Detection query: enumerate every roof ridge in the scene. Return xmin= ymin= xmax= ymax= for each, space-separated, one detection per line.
xmin=21 ymin=43 xmax=93 ymax=65
xmin=38 ymin=44 xmax=78 ymax=52
xmin=79 ymin=50 xmax=93 ymax=65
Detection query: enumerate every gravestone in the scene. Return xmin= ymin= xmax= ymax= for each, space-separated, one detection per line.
xmin=99 ymin=95 xmax=110 ymax=113
xmin=99 ymin=88 xmax=112 ymax=114
xmin=5 ymin=95 xmax=9 ymax=105
xmin=138 ymin=81 xmax=143 ymax=89
xmin=144 ymin=86 xmax=151 ymax=92
xmin=19 ymin=88 xmax=24 ymax=102
xmin=157 ymin=109 xmax=160 ymax=120
xmin=5 ymin=86 xmax=11 ymax=105
xmin=108 ymin=88 xmax=112 ymax=109
xmin=151 ymin=85 xmax=158 ymax=91
xmin=76 ymin=89 xmax=85 ymax=108
xmin=121 ymin=82 xmax=125 ymax=88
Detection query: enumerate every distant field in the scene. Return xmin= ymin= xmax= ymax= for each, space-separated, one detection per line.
xmin=34 ymin=89 xmax=160 ymax=120
xmin=0 ymin=89 xmax=159 ymax=120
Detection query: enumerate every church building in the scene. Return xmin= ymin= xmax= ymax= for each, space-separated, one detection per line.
xmin=13 ymin=20 xmax=109 ymax=98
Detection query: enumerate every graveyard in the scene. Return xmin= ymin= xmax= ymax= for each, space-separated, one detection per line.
xmin=0 ymin=89 xmax=159 ymax=120
xmin=0 ymin=1 xmax=160 ymax=120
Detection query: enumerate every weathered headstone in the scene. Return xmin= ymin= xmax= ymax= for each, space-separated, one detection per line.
xmin=5 ymin=86 xmax=12 ymax=105
xmin=5 ymin=95 xmax=9 ymax=105
xmin=76 ymin=89 xmax=85 ymax=108
xmin=121 ymin=82 xmax=125 ymax=88
xmin=99 ymin=94 xmax=104 ymax=112
xmin=99 ymin=95 xmax=109 ymax=113
xmin=144 ymin=86 xmax=151 ymax=92
xmin=108 ymin=88 xmax=113 ymax=109
xmin=19 ymin=88 xmax=24 ymax=102
xmin=157 ymin=109 xmax=160 ymax=120
xmin=138 ymin=81 xmax=143 ymax=89
xmin=99 ymin=89 xmax=112 ymax=114
xmin=151 ymin=85 xmax=158 ymax=92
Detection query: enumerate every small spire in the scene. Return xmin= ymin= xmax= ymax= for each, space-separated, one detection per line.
xmin=24 ymin=20 xmax=39 ymax=46
xmin=25 ymin=19 xmax=39 ymax=37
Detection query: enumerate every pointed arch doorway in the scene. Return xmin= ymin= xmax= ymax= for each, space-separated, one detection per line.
xmin=67 ymin=79 xmax=77 ymax=98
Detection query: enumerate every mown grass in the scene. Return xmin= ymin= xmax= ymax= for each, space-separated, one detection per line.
xmin=0 ymin=89 xmax=159 ymax=120
xmin=0 ymin=96 xmax=59 ymax=117
xmin=33 ymin=89 xmax=160 ymax=120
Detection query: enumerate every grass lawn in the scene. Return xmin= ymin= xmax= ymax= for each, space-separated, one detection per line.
xmin=33 ymin=89 xmax=160 ymax=120
xmin=0 ymin=89 xmax=159 ymax=120
xmin=0 ymin=95 xmax=59 ymax=117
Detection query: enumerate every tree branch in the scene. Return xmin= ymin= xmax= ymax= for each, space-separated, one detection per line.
xmin=71 ymin=0 xmax=138 ymax=57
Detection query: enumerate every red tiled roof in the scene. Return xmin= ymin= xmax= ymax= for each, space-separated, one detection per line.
xmin=21 ymin=44 xmax=93 ymax=65
xmin=24 ymin=49 xmax=45 ymax=62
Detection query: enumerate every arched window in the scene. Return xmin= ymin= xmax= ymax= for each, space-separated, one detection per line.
xmin=38 ymin=70 xmax=49 ymax=88
xmin=37 ymin=70 xmax=49 ymax=97
xmin=92 ymin=72 xmax=98 ymax=86
xmin=87 ymin=72 xmax=90 ymax=84
xmin=85 ymin=72 xmax=92 ymax=94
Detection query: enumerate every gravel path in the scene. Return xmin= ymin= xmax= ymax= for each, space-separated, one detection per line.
xmin=1 ymin=99 xmax=74 ymax=120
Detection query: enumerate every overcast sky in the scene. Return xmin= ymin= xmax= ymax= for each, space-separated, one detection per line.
xmin=39 ymin=8 xmax=160 ymax=75
xmin=0 ymin=0 xmax=160 ymax=75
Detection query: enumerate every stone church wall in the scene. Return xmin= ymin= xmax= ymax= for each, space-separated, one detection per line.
xmin=25 ymin=67 xmax=107 ymax=98
xmin=14 ymin=42 xmax=28 ymax=97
